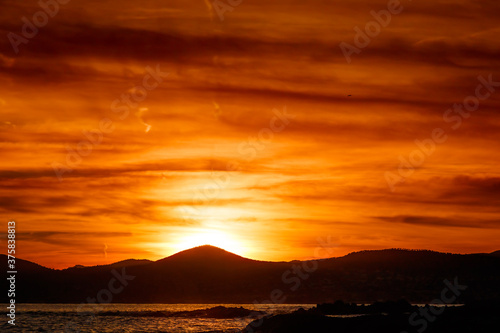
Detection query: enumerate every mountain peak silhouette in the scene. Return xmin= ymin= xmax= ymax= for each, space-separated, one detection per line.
xmin=157 ymin=245 xmax=251 ymax=264
xmin=4 ymin=249 xmax=500 ymax=303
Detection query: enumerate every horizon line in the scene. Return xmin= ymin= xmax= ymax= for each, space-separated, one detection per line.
xmin=5 ymin=245 xmax=499 ymax=271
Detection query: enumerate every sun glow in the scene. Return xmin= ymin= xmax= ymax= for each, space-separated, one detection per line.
xmin=172 ymin=228 xmax=246 ymax=256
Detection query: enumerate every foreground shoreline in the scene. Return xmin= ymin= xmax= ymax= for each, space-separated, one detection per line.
xmin=242 ymin=300 xmax=500 ymax=333
xmin=3 ymin=301 xmax=499 ymax=332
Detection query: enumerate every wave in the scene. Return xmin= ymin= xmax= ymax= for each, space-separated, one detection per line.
xmin=19 ymin=306 xmax=266 ymax=319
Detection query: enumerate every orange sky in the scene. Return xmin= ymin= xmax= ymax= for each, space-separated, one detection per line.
xmin=1 ymin=0 xmax=499 ymax=269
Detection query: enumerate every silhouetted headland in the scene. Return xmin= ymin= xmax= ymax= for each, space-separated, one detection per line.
xmin=2 ymin=246 xmax=500 ymax=303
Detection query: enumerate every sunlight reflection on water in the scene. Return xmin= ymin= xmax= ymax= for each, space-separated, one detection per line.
xmin=5 ymin=304 xmax=314 ymax=332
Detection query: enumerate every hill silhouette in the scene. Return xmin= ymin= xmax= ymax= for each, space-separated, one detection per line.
xmin=2 ymin=247 xmax=500 ymax=303
xmin=158 ymin=245 xmax=257 ymax=265
xmin=489 ymin=250 xmax=500 ymax=257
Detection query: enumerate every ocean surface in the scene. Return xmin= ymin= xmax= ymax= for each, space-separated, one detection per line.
xmin=2 ymin=303 xmax=314 ymax=332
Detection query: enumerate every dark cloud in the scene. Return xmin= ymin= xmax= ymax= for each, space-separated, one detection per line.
xmin=376 ymin=215 xmax=500 ymax=229
xmin=0 ymin=231 xmax=134 ymax=249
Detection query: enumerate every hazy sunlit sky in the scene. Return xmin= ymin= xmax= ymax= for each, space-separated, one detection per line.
xmin=1 ymin=0 xmax=499 ymax=268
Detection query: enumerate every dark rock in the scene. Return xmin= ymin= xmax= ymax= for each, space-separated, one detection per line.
xmin=242 ymin=300 xmax=500 ymax=333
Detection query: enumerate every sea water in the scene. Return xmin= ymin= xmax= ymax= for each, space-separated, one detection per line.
xmin=1 ymin=303 xmax=314 ymax=332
